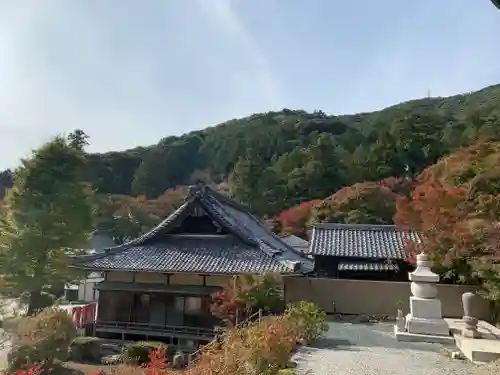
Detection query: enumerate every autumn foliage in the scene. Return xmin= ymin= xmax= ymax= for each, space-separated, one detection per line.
xmin=94 ymin=186 xmax=188 ymax=244
xmin=5 ymin=302 xmax=328 ymax=375
xmin=277 ymin=200 xmax=320 ymax=236
xmin=210 ymin=274 xmax=283 ymax=326
xmin=312 ymin=181 xmax=400 ymax=225
xmin=7 ymin=308 xmax=77 ymax=374
xmin=394 ymin=142 xmax=500 ymax=290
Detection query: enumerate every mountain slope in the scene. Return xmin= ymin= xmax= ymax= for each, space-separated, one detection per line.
xmin=4 ymin=84 xmax=500 ymax=208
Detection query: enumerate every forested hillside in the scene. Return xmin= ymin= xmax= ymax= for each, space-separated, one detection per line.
xmin=1 ymin=84 xmax=499 ymax=222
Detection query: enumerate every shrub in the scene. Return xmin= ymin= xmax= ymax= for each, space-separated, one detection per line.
xmin=285 ymin=301 xmax=328 ymax=343
xmin=124 ymin=341 xmax=168 ymax=365
xmin=7 ymin=314 xmax=303 ymax=375
xmin=239 ymin=273 xmax=284 ymax=313
xmin=210 ymin=285 xmax=246 ymax=327
xmin=193 ymin=315 xmax=299 ymax=375
xmin=68 ymin=336 xmax=102 ymax=363
xmin=8 ymin=307 xmax=77 ymax=372
xmin=210 ymin=273 xmax=284 ymax=326
xmin=241 ymin=315 xmax=298 ymax=373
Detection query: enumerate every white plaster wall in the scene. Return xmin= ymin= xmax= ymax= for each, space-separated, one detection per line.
xmin=78 ymin=278 xmax=103 ymax=302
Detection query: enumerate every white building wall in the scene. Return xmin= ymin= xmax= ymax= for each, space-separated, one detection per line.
xmin=77 ymin=277 xmax=103 ymax=302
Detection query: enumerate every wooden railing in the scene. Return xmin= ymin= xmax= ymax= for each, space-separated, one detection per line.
xmin=95 ymin=321 xmax=216 ymax=338
xmin=188 ymin=309 xmax=263 ymax=365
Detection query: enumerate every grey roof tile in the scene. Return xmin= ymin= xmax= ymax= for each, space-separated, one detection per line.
xmin=78 ymin=237 xmax=289 ymax=274
xmin=338 ymin=261 xmax=400 ymax=272
xmin=280 ymin=235 xmax=309 ymax=250
xmin=310 ymin=223 xmax=421 ymax=259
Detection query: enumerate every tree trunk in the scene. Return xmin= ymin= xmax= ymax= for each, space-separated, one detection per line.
xmin=26 ymin=289 xmax=43 ymax=316
xmin=27 ymin=251 xmax=49 ymax=316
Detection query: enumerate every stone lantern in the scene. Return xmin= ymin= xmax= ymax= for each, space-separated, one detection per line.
xmin=404 ymin=252 xmax=449 ymax=336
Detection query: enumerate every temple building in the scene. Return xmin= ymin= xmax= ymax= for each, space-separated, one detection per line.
xmin=72 ymin=183 xmax=313 ymax=349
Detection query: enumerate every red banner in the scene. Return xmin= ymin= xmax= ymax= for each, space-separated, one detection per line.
xmin=70 ymin=302 xmax=97 ymax=328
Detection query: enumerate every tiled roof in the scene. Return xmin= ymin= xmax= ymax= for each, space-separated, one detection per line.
xmin=338 ymin=261 xmax=399 ymax=272
xmin=73 ymin=184 xmax=314 ymax=275
xmin=309 ymin=223 xmax=421 ymax=259
xmin=280 ymin=235 xmax=309 ymax=251
xmin=76 ymin=237 xmax=291 ymax=274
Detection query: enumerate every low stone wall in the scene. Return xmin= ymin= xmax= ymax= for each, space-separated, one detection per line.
xmin=284 ymin=277 xmax=490 ymax=320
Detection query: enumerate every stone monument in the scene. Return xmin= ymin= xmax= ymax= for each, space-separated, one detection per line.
xmin=396 ymin=309 xmax=405 ymax=331
xmin=404 ymin=252 xmax=449 ymax=336
xmin=462 ymin=292 xmax=481 ymax=338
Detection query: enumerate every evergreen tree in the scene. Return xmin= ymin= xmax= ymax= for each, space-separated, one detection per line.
xmin=0 ymin=137 xmax=94 ymax=314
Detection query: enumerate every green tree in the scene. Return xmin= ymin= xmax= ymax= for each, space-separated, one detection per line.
xmin=67 ymin=129 xmax=89 ymax=151
xmin=229 ymin=149 xmax=267 ymax=213
xmin=132 ymin=135 xmax=204 ymax=198
xmin=0 ymin=137 xmax=94 ymax=315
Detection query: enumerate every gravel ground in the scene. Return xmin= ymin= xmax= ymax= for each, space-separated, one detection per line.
xmin=0 ymin=298 xmax=20 ymax=371
xmin=293 ymin=321 xmax=479 ymax=375
xmin=0 ymin=333 xmax=9 ymax=371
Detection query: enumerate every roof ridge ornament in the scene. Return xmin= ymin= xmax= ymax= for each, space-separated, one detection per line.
xmin=186 ymin=181 xmax=208 ymax=200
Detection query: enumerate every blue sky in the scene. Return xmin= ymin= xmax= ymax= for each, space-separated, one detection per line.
xmin=0 ymin=0 xmax=498 ymax=169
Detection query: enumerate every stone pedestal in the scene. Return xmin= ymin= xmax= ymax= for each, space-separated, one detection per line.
xmin=404 ymin=252 xmax=449 ymax=337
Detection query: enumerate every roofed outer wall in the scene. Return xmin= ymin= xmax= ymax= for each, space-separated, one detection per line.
xmin=309 ymin=222 xmax=422 ymax=259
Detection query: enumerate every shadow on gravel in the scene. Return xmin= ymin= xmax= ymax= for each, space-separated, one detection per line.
xmin=322 ymin=322 xmax=449 ymax=353
xmin=308 ymin=337 xmax=360 ymax=351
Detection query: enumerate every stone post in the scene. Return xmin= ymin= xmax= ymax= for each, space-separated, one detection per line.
xmin=396 ymin=309 xmax=405 ymax=331
xmin=462 ymin=292 xmax=481 ymax=338
xmin=405 ymin=252 xmax=449 ymax=336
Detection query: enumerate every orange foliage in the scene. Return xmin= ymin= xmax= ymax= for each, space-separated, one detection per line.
xmin=312 ymin=181 xmax=399 ymax=225
xmin=277 ymin=200 xmax=321 ymax=235
xmin=394 ymin=143 xmax=500 ymax=283
xmin=5 ymin=316 xmax=301 ymax=375
xmin=95 ymin=186 xmax=188 ymax=242
xmin=210 ymin=283 xmax=246 ymax=326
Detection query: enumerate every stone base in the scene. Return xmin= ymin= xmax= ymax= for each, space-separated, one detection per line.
xmin=406 ymin=314 xmax=450 ymax=336
xmin=463 ymin=329 xmax=482 ymax=339
xmin=455 ymin=334 xmax=500 ymax=363
xmin=394 ymin=324 xmax=455 ymax=344
xmin=410 ymin=297 xmax=443 ymax=319
xmin=446 ymin=318 xmax=500 ymax=363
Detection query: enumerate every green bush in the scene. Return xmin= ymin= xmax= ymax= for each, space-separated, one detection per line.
xmin=8 ymin=307 xmax=77 ymax=372
xmin=124 ymin=341 xmax=169 ymax=365
xmin=277 ymin=369 xmax=297 ymax=375
xmin=68 ymin=336 xmax=102 ymax=363
xmin=285 ymin=301 xmax=328 ymax=343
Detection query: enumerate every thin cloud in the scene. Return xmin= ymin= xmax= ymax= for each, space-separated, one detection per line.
xmin=0 ymin=1 xmax=283 ymax=169
xmin=0 ymin=2 xmax=176 ymax=167
xmin=195 ymin=0 xmax=284 ymax=105
xmin=0 ymin=0 xmax=497 ymax=170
